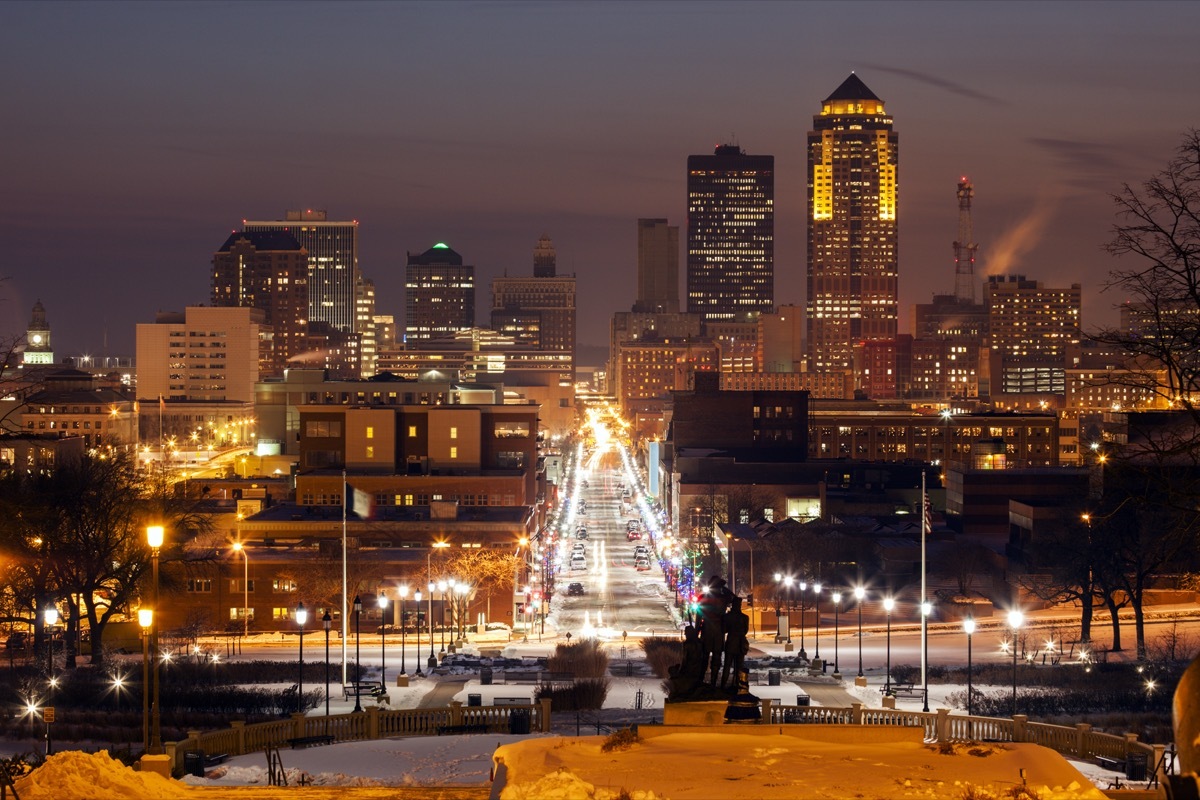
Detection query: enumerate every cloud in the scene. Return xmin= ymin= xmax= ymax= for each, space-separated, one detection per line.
xmin=861 ymin=64 xmax=1007 ymax=105
xmin=1028 ymin=137 xmax=1135 ymax=189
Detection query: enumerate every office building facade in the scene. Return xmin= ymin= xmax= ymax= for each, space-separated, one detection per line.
xmin=490 ymin=235 xmax=576 ymax=378
xmin=635 ymin=218 xmax=680 ymax=314
xmin=405 ymin=243 xmax=476 ymax=344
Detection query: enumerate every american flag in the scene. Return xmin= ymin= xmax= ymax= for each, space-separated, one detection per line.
xmin=922 ymin=494 xmax=932 ymax=535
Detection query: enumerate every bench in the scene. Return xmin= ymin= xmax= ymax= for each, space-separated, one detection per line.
xmin=183 ymin=749 xmax=229 ymax=777
xmin=492 ymin=696 xmax=532 ymax=706
xmin=342 ymin=681 xmax=386 ymax=700
xmin=1097 ymin=756 xmax=1123 ymax=772
xmin=286 ymin=734 xmax=334 ymax=749
xmin=887 ymin=683 xmax=922 ymax=698
xmin=436 ymin=723 xmax=490 ymax=735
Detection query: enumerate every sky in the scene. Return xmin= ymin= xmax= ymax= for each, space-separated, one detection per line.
xmin=3 ymin=1 xmax=1200 ymax=366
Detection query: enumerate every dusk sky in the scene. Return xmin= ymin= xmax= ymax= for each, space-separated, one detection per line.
xmin=4 ymin=1 xmax=1199 ymax=366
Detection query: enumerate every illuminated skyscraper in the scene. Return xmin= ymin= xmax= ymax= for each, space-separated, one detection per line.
xmin=244 ymin=210 xmax=359 ymax=334
xmin=806 ymin=74 xmax=898 ymax=384
xmin=491 ymin=234 xmax=577 ymax=379
xmin=686 ymin=145 xmax=774 ymax=326
xmin=405 ymin=243 xmax=476 ymax=344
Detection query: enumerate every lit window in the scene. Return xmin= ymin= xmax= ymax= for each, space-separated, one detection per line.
xmin=365 ymin=426 xmax=374 ymax=439
xmin=408 ymin=426 xmax=417 ymax=437
xmin=450 ymin=447 xmax=458 ymax=459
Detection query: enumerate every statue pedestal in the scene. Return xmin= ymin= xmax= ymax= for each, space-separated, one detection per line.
xmin=663 ymin=702 xmax=729 ymax=727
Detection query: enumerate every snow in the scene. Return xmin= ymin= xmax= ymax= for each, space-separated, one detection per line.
xmin=14 ymin=750 xmax=189 ymax=799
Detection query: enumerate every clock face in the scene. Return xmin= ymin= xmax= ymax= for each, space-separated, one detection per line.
xmin=31 ymin=334 xmax=43 ymax=345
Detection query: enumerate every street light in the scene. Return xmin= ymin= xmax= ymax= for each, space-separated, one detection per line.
xmin=413 ymin=590 xmax=424 ymax=677
xmin=883 ymin=597 xmax=895 ymax=693
xmin=963 ymin=617 xmax=976 ymax=718
xmin=43 ymin=605 xmax=57 ymax=756
xmin=831 ymin=591 xmax=842 ymax=676
xmin=378 ymin=592 xmax=389 ymax=687
xmin=295 ymin=602 xmax=307 ymax=716
xmin=231 ymin=539 xmax=249 ymax=638
xmin=146 ymin=524 xmax=164 ymax=753
xmin=437 ymin=580 xmax=448 ymax=656
xmin=921 ymin=601 xmax=932 ymax=713
xmin=812 ymin=583 xmax=822 ymax=664
xmin=398 ymin=585 xmax=409 ymax=676
xmin=352 ymin=595 xmax=363 ymax=713
xmin=854 ymin=586 xmax=866 ymax=678
xmin=798 ymin=580 xmax=808 ymax=659
xmin=138 ymin=608 xmax=152 ymax=752
xmin=322 ymin=611 xmax=332 ymax=717
xmin=1008 ymin=609 xmax=1024 ymax=716
xmin=426 ymin=581 xmax=436 ymax=671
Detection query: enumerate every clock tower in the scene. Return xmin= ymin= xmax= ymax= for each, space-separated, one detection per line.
xmin=23 ymin=300 xmax=54 ymax=365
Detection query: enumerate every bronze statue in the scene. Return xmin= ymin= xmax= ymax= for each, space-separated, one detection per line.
xmin=697 ymin=575 xmax=734 ymax=686
xmin=720 ymin=595 xmax=750 ymax=689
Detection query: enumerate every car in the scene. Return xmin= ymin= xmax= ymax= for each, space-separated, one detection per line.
xmin=581 ymin=480 xmax=589 ymax=489
xmin=634 ymin=545 xmax=649 ymax=557
xmin=634 ymin=557 xmax=651 ymax=571
xmin=576 ymin=529 xmax=589 ymax=540
xmin=572 ymin=542 xmax=586 ymax=552
xmin=626 ymin=529 xmax=642 ymax=541
xmin=570 ymin=556 xmax=587 ymax=570
xmin=626 ymin=519 xmax=641 ymax=531
xmin=566 ymin=582 xmax=585 ymax=596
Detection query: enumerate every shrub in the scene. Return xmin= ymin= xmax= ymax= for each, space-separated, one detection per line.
xmin=641 ymin=637 xmax=683 ymax=679
xmin=547 ymin=640 xmax=608 ymax=678
xmin=534 ymin=677 xmax=609 ymax=711
xmin=600 ymin=727 xmax=638 ymax=752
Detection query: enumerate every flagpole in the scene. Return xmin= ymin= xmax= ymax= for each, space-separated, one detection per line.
xmin=920 ymin=470 xmax=928 ymax=712
xmin=342 ymin=470 xmax=349 ymax=685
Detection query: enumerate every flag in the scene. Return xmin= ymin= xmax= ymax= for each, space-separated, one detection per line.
xmin=923 ymin=494 xmax=932 ymax=535
xmin=349 ymin=485 xmax=375 ymax=520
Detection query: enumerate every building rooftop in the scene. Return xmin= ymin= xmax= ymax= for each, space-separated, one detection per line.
xmin=823 ymin=72 xmax=881 ymax=103
xmin=217 ymin=230 xmax=303 ymax=253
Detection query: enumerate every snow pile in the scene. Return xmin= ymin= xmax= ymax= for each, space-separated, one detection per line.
xmin=495 ymin=733 xmax=1109 ymax=800
xmin=14 ymin=751 xmax=189 ymax=800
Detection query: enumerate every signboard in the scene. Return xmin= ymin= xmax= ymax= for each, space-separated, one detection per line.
xmin=43 ymin=707 xmax=55 ymax=723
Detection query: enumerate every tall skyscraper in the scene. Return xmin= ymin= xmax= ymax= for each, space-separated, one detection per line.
xmin=491 ymin=235 xmax=577 ymax=378
xmin=243 ymin=210 xmax=359 ymax=334
xmin=635 ymin=219 xmax=680 ymax=314
xmin=686 ymin=145 xmax=774 ymax=327
xmin=211 ymin=230 xmax=308 ymax=376
xmin=806 ymin=73 xmax=899 ymax=383
xmin=405 ymin=243 xmax=476 ymax=344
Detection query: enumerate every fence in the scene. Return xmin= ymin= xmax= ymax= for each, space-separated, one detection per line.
xmin=166 ymin=698 xmax=551 ymax=776
xmin=765 ymin=700 xmax=1166 ymax=784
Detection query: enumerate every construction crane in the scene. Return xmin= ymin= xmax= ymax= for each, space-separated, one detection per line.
xmin=952 ymin=178 xmax=979 ymax=303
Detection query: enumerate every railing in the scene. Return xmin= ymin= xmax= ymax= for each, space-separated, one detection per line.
xmin=167 ymin=698 xmax=551 ymax=776
xmin=763 ymin=700 xmax=1164 ymax=785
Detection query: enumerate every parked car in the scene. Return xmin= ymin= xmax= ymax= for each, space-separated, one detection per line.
xmin=4 ymin=632 xmax=27 ymax=651
xmin=567 ymin=582 xmax=586 ymax=596
xmin=576 ymin=529 xmax=589 ymax=540
xmin=570 ymin=555 xmax=587 ymax=570
xmin=634 ymin=557 xmax=651 ymax=571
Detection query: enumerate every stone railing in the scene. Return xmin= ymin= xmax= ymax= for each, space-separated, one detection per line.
xmin=765 ymin=700 xmax=1165 ymax=784
xmin=165 ymin=698 xmax=552 ymax=776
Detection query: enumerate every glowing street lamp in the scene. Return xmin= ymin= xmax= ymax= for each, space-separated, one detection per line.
xmin=812 ymin=583 xmax=823 ymax=664
xmin=43 ymin=605 xmax=58 ymax=755
xmin=138 ymin=608 xmax=153 ymax=752
xmin=831 ymin=591 xmax=842 ymax=676
xmin=1008 ymin=609 xmax=1024 ymax=715
xmin=426 ymin=581 xmax=436 ymax=671
xmin=146 ymin=524 xmax=164 ymax=753
xmin=883 ymin=597 xmax=895 ymax=693
xmin=231 ymin=538 xmax=249 ymax=638
xmin=378 ymin=592 xmax=389 ymax=687
xmin=798 ymin=580 xmax=808 ymax=659
xmin=963 ymin=617 xmax=976 ymax=718
xmin=414 ymin=589 xmax=424 ymax=677
xmin=921 ymin=601 xmax=932 ymax=713
xmin=437 ymin=580 xmax=448 ymax=656
xmin=295 ymin=602 xmax=308 ymax=716
xmin=322 ymin=611 xmax=332 ymax=717
xmin=853 ymin=586 xmax=866 ymax=677
xmin=398 ymin=585 xmax=409 ymax=676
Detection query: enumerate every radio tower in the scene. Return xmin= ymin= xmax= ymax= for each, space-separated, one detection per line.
xmin=952 ymin=178 xmax=979 ymax=303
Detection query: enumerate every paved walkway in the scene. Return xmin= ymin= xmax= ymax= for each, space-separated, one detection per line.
xmin=417 ymin=677 xmax=469 ymax=709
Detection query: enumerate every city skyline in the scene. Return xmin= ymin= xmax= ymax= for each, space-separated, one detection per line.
xmin=3 ymin=2 xmax=1199 ymax=363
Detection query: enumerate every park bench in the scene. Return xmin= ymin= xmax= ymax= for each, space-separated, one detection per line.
xmin=342 ymin=681 xmax=386 ymax=700
xmin=436 ymin=723 xmax=490 ymax=735
xmin=184 ymin=749 xmax=229 ymax=777
xmin=503 ymin=671 xmax=540 ymax=684
xmin=885 ymin=683 xmax=922 ymax=698
xmin=1097 ymin=756 xmax=1123 ymax=771
xmin=286 ymin=734 xmax=334 ymax=749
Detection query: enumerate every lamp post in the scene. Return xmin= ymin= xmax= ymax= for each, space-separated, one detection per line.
xmin=963 ymin=617 xmax=976 ymax=719
xmin=295 ymin=602 xmax=307 ymax=716
xmin=798 ymin=580 xmax=808 ymax=659
xmin=43 ymin=605 xmax=57 ymax=756
xmin=146 ymin=524 xmax=164 ymax=753
xmin=138 ymin=608 xmax=152 ymax=752
xmin=775 ymin=574 xmax=792 ymax=645
xmin=398 ymin=585 xmax=409 ymax=676
xmin=437 ymin=580 xmax=448 ymax=656
xmin=454 ymin=581 xmax=469 ymax=643
xmin=920 ymin=601 xmax=933 ymax=712
xmin=854 ymin=586 xmax=866 ymax=678
xmin=322 ymin=611 xmax=332 ymax=717
xmin=831 ymin=591 xmax=842 ymax=676
xmin=413 ymin=590 xmax=423 ymax=676
xmin=352 ymin=595 xmax=363 ymax=713
xmin=1008 ymin=609 xmax=1024 ymax=716
xmin=883 ymin=597 xmax=895 ymax=693
xmin=378 ymin=592 xmax=389 ymax=687
xmin=232 ymin=539 xmax=249 ymax=639
xmin=812 ymin=582 xmax=822 ymax=663
xmin=426 ymin=582 xmax=436 ymax=671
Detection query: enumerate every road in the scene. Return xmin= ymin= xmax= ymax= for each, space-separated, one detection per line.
xmin=550 ymin=445 xmax=678 ymax=640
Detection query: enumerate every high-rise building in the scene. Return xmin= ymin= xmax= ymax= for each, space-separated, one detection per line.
xmin=243 ymin=210 xmax=359 ymax=334
xmin=490 ymin=235 xmax=577 ymax=379
xmin=136 ymin=306 xmax=271 ymax=402
xmin=985 ymin=275 xmax=1081 ymax=360
xmin=635 ymin=219 xmax=680 ymax=314
xmin=405 ymin=243 xmax=476 ymax=344
xmin=807 ymin=73 xmax=899 ymax=384
xmin=212 ymin=230 xmax=308 ymax=376
xmin=357 ymin=276 xmax=378 ymax=377
xmin=686 ymin=145 xmax=774 ymax=326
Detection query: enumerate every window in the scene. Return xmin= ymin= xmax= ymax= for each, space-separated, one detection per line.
xmin=408 ymin=425 xmax=417 ymax=437
xmin=494 ymin=421 xmax=530 ymax=438
xmin=365 ymin=446 xmax=375 ymax=459
xmin=187 ymin=579 xmax=212 ymax=593
xmin=272 ymin=607 xmax=293 ymax=620
xmin=305 ymin=420 xmax=342 ymax=437
xmin=450 ymin=427 xmax=458 ymax=439
xmin=273 ymin=579 xmax=297 ymax=593
xmin=231 ymin=579 xmax=256 ymax=592
xmin=449 ymin=447 xmax=457 ymax=459
xmin=229 ymin=607 xmax=254 ymax=621
xmin=365 ymin=426 xmax=374 ymax=439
